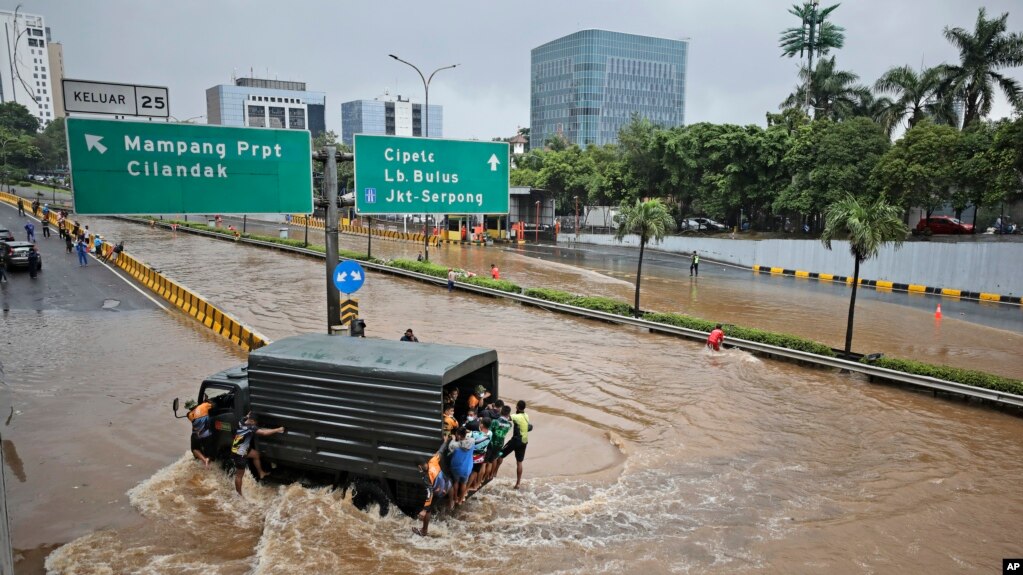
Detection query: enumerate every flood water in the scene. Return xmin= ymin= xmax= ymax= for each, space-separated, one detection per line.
xmin=11 ymin=217 xmax=1023 ymax=573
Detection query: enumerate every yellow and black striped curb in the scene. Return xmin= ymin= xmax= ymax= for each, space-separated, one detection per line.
xmin=0 ymin=191 xmax=271 ymax=351
xmin=290 ymin=214 xmax=439 ymax=246
xmin=340 ymin=298 xmax=359 ymax=326
xmin=752 ymin=264 xmax=1021 ymax=305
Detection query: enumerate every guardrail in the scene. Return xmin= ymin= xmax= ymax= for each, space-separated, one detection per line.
xmin=129 ymin=217 xmax=1023 ymax=409
xmin=289 ymin=214 xmax=438 ymax=246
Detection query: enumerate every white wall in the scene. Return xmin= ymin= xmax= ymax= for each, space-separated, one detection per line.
xmin=566 ymin=233 xmax=1022 ymax=296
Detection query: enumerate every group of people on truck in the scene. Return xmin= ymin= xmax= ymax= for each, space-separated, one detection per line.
xmin=414 ymin=385 xmax=532 ymax=536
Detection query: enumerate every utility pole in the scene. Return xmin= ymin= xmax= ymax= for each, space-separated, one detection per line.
xmin=804 ymin=0 xmax=821 ymax=115
xmin=323 ymin=146 xmax=341 ymax=334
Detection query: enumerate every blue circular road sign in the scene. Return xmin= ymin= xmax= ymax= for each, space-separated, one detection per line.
xmin=333 ymin=260 xmax=366 ymax=294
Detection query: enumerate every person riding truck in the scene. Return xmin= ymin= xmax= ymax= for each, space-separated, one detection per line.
xmin=414 ymin=451 xmax=451 ymax=536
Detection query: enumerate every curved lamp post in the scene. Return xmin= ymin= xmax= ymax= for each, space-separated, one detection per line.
xmin=388 ymin=54 xmax=458 ymax=262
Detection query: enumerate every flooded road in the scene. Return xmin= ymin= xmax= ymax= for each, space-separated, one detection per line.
xmin=26 ymin=217 xmax=1023 ymax=574
xmin=229 ymin=217 xmax=1022 ymax=379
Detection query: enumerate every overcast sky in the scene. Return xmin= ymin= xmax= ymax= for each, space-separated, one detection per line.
xmin=16 ymin=0 xmax=1023 ymax=139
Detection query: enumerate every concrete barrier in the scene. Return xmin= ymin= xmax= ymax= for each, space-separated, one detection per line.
xmin=0 ymin=191 xmax=270 ymax=351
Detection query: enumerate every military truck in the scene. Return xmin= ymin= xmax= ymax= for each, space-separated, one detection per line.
xmin=172 ymin=333 xmax=499 ymax=515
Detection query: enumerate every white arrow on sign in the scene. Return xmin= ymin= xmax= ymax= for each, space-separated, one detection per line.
xmin=487 ymin=154 xmax=500 ymax=172
xmin=85 ymin=134 xmax=107 ymax=154
xmin=336 ymin=271 xmax=348 ymax=282
xmin=351 ymin=271 xmax=362 ymax=281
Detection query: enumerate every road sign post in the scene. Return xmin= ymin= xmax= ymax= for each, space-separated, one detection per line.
xmin=353 ymin=135 xmax=509 ymax=216
xmin=66 ymin=118 xmax=313 ymax=214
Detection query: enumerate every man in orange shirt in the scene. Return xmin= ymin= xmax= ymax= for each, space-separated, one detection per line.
xmin=467 ymin=385 xmax=491 ymax=412
xmin=707 ymin=324 xmax=725 ymax=352
xmin=414 ymin=452 xmax=451 ymax=536
xmin=490 ymin=264 xmax=500 ymax=280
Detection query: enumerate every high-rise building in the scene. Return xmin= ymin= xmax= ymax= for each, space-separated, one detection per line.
xmin=206 ymin=77 xmax=326 ymax=137
xmin=46 ymin=36 xmax=64 ymax=119
xmin=530 ymin=29 xmax=688 ymax=148
xmin=0 ymin=8 xmax=57 ymax=126
xmin=340 ymin=93 xmax=442 ymax=147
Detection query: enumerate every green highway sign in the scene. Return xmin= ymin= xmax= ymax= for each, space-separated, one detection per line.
xmin=353 ymin=134 xmax=509 ymax=214
xmin=66 ymin=117 xmax=313 ymax=214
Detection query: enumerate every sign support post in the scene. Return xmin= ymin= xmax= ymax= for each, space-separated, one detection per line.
xmin=323 ymin=146 xmax=341 ymax=335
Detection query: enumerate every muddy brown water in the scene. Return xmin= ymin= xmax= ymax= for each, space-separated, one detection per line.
xmin=7 ymin=218 xmax=1023 ymax=573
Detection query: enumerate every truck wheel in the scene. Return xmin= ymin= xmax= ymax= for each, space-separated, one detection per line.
xmin=352 ymin=481 xmax=390 ymax=517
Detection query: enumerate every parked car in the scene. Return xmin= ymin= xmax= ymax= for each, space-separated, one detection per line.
xmin=913 ymin=216 xmax=974 ymax=235
xmin=681 ymin=217 xmax=727 ymax=233
xmin=0 ymin=227 xmax=14 ymax=242
xmin=1 ymin=241 xmax=42 ymax=271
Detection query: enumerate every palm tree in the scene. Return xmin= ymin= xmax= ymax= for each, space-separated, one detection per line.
xmin=939 ymin=8 xmax=1023 ymax=128
xmin=782 ymin=57 xmax=869 ymax=120
xmin=820 ymin=194 xmax=908 ymax=356
xmin=874 ymin=65 xmax=956 ymax=135
xmin=779 ymin=2 xmax=846 ymax=68
xmin=614 ymin=199 xmax=676 ymax=317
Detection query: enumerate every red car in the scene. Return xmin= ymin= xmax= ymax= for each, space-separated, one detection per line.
xmin=914 ymin=216 xmax=974 ymax=235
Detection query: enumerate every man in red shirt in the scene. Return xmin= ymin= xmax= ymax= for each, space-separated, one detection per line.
xmin=707 ymin=324 xmax=725 ymax=352
xmin=490 ymin=264 xmax=500 ymax=280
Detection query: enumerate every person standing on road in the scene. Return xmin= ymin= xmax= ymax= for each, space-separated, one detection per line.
xmin=31 ymin=200 xmax=39 ymax=217
xmin=24 ymin=222 xmax=35 ymax=243
xmin=40 ymin=217 xmax=50 ymax=238
xmin=17 ymin=198 xmax=24 ymax=216
xmin=64 ymin=233 xmax=73 ymax=254
xmin=93 ymin=235 xmax=103 ymax=257
xmin=707 ymin=324 xmax=725 ymax=352
xmin=75 ymin=238 xmax=88 ymax=267
xmin=447 ymin=268 xmax=456 ymax=292
xmin=0 ymin=256 xmax=8 ymax=283
xmin=231 ymin=412 xmax=285 ymax=497
xmin=690 ymin=251 xmax=699 ymax=277
xmin=27 ymin=246 xmax=39 ymax=279
xmin=499 ymin=400 xmax=532 ymax=490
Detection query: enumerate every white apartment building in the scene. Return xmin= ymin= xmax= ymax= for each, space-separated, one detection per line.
xmin=0 ymin=9 xmax=56 ymax=127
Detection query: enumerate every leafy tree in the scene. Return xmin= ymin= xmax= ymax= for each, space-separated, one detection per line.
xmin=0 ymin=102 xmax=39 ymax=134
xmin=820 ymin=194 xmax=907 ymax=355
xmin=873 ymin=65 xmax=955 ymax=134
xmin=614 ymin=199 xmax=676 ymax=317
xmin=777 ymin=118 xmax=890 ymax=219
xmin=34 ymin=117 xmax=66 ymax=170
xmin=939 ymin=8 xmax=1023 ymax=127
xmin=871 ymin=121 xmax=959 ymax=221
xmin=951 ymin=122 xmax=997 ymax=225
xmin=782 ymin=57 xmax=870 ymax=120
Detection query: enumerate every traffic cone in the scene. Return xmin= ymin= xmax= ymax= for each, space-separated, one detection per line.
xmin=935 ymin=303 xmax=942 ymax=319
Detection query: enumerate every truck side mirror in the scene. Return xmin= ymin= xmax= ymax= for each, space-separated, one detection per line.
xmin=172 ymin=398 xmax=179 ymax=413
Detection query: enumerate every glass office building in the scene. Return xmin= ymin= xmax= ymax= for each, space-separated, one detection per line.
xmin=530 ymin=29 xmax=688 ymax=148
xmin=340 ymin=97 xmax=442 ymax=147
xmin=206 ymin=78 xmax=326 ymax=137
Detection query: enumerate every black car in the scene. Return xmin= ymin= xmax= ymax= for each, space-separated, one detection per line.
xmin=0 ymin=227 xmax=14 ymax=242
xmin=1 ymin=241 xmax=42 ymax=271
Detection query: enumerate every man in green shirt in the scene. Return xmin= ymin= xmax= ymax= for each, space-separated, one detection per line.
xmin=498 ymin=400 xmax=532 ymax=489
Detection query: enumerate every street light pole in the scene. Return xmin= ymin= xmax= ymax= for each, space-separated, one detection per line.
xmin=389 ymin=54 xmax=458 ymax=262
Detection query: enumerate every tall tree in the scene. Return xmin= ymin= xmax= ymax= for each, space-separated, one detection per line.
xmin=939 ymin=8 xmax=1023 ymax=127
xmin=873 ymin=65 xmax=955 ymax=134
xmin=0 ymin=102 xmax=39 ymax=134
xmin=782 ymin=57 xmax=870 ymax=120
xmin=779 ymin=2 xmax=846 ymax=72
xmin=614 ymin=199 xmax=676 ymax=317
xmin=820 ymin=194 xmax=907 ymax=355
xmin=777 ymin=118 xmax=890 ymax=218
xmin=871 ymin=121 xmax=959 ymax=221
